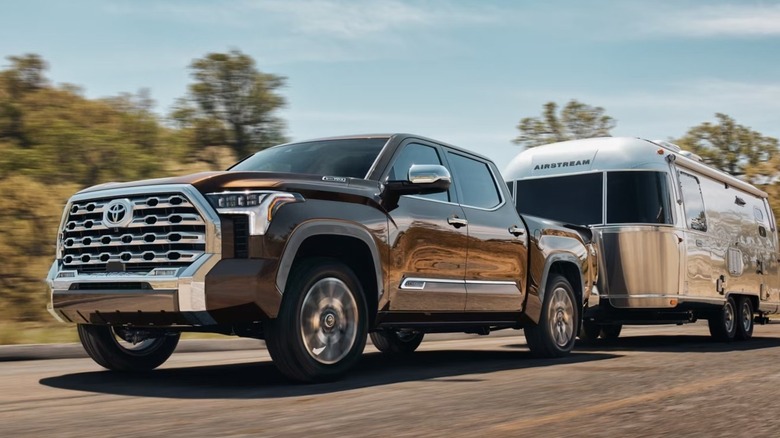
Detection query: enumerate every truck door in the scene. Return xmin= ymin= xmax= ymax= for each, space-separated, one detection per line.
xmin=385 ymin=141 xmax=468 ymax=311
xmin=678 ymin=171 xmax=713 ymax=298
xmin=444 ymin=151 xmax=527 ymax=312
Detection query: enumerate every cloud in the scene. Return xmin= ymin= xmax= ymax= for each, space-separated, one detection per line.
xmin=644 ymin=3 xmax=780 ymax=38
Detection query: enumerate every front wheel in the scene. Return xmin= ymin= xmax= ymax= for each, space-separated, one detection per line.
xmin=77 ymin=324 xmax=180 ymax=371
xmin=265 ymin=258 xmax=368 ymax=383
xmin=525 ymin=274 xmax=578 ymax=358
xmin=708 ymin=296 xmax=737 ymax=342
xmin=370 ymin=330 xmax=424 ymax=354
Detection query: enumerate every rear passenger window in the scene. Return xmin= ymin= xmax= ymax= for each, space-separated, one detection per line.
xmin=679 ymin=172 xmax=708 ymax=232
xmin=446 ymin=152 xmax=501 ymax=209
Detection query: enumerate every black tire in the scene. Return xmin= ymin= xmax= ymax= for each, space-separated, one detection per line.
xmin=578 ymin=320 xmax=601 ymax=343
xmin=77 ymin=324 xmax=179 ymax=371
xmin=735 ymin=296 xmax=754 ymax=341
xmin=265 ymin=258 xmax=368 ymax=383
xmin=708 ymin=296 xmax=737 ymax=342
xmin=524 ymin=273 xmax=579 ymax=358
xmin=370 ymin=330 xmax=424 ymax=354
xmin=601 ymin=324 xmax=623 ymax=340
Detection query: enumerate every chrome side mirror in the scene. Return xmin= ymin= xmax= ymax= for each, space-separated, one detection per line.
xmin=408 ymin=164 xmax=452 ymax=185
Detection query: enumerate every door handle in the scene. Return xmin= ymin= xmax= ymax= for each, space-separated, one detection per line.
xmin=508 ymin=225 xmax=525 ymax=237
xmin=447 ymin=216 xmax=468 ymax=228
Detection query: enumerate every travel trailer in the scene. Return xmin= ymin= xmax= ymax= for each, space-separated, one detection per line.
xmin=504 ymin=137 xmax=779 ymax=342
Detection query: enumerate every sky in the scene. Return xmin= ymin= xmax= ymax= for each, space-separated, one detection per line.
xmin=1 ymin=0 xmax=779 ymax=173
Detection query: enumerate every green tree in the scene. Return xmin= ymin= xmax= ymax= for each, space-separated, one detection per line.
xmin=676 ymin=113 xmax=779 ymax=180
xmin=513 ymin=99 xmax=616 ymax=148
xmin=180 ymin=50 xmax=287 ymax=158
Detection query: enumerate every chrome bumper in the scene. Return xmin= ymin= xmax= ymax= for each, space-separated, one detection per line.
xmin=47 ymin=252 xmax=221 ymax=326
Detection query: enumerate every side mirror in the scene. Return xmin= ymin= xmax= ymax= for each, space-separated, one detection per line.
xmin=382 ymin=164 xmax=451 ymax=210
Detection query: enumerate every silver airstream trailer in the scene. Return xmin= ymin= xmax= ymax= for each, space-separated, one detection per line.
xmin=505 ymin=137 xmax=780 ymax=341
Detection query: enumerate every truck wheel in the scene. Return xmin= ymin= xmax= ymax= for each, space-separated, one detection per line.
xmin=77 ymin=324 xmax=179 ymax=371
xmin=708 ymin=296 xmax=737 ymax=342
xmin=525 ymin=274 xmax=578 ymax=358
xmin=735 ymin=296 xmax=754 ymax=341
xmin=370 ymin=330 xmax=424 ymax=354
xmin=578 ymin=320 xmax=601 ymax=343
xmin=265 ymin=258 xmax=368 ymax=383
xmin=601 ymin=324 xmax=622 ymax=340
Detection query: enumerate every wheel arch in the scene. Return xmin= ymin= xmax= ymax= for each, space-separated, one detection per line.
xmin=531 ymin=255 xmax=585 ymax=322
xmin=276 ymin=220 xmax=383 ymax=325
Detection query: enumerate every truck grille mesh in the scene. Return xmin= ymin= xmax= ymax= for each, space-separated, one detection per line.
xmin=61 ymin=192 xmax=206 ymax=273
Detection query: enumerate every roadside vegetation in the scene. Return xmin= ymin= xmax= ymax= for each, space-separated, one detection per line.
xmin=0 ymin=51 xmax=777 ymax=344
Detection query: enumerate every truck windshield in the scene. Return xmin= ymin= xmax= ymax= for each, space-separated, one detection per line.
xmin=230 ymin=138 xmax=388 ymax=179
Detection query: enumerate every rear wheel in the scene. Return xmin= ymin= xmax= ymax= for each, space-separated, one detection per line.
xmin=77 ymin=324 xmax=179 ymax=371
xmin=708 ymin=296 xmax=737 ymax=342
xmin=370 ymin=330 xmax=424 ymax=354
xmin=601 ymin=324 xmax=623 ymax=340
xmin=525 ymin=274 xmax=578 ymax=358
xmin=266 ymin=258 xmax=368 ymax=383
xmin=735 ymin=296 xmax=754 ymax=341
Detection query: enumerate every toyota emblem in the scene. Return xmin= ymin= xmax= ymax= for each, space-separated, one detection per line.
xmin=103 ymin=199 xmax=134 ymax=228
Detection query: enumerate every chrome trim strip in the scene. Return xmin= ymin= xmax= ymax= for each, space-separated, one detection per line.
xmin=364 ymin=137 xmax=393 ymax=178
xmin=400 ymin=277 xmax=516 ymax=290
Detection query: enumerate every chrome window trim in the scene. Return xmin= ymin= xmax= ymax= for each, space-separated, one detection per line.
xmin=445 ymin=151 xmax=506 ymax=212
xmin=364 ymin=137 xmax=393 ymax=179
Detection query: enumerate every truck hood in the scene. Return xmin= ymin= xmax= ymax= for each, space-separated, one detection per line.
xmin=78 ymin=171 xmax=385 ymax=207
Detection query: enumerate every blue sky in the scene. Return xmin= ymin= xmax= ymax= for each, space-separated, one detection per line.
xmin=2 ymin=0 xmax=779 ymax=172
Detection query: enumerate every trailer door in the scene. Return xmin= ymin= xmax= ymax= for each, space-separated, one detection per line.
xmin=678 ymin=172 xmax=713 ymax=298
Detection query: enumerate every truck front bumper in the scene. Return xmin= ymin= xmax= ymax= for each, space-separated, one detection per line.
xmin=47 ymin=253 xmax=223 ymax=326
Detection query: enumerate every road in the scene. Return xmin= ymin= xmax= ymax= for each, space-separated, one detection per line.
xmin=2 ymin=323 xmax=780 ymax=437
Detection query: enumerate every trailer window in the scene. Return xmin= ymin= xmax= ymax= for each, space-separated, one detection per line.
xmin=607 ymin=171 xmax=673 ymax=225
xmin=679 ymin=172 xmax=708 ymax=232
xmin=515 ymin=173 xmax=603 ymax=225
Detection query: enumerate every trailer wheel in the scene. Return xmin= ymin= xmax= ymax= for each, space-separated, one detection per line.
xmin=265 ymin=258 xmax=368 ymax=383
xmin=525 ymin=274 xmax=578 ymax=357
xmin=708 ymin=296 xmax=737 ymax=342
xmin=370 ymin=330 xmax=424 ymax=354
xmin=77 ymin=324 xmax=179 ymax=371
xmin=601 ymin=324 xmax=622 ymax=340
xmin=735 ymin=296 xmax=754 ymax=341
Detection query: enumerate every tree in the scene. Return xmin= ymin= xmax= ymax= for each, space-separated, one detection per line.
xmin=513 ymin=99 xmax=616 ymax=148
xmin=182 ymin=50 xmax=287 ymax=158
xmin=675 ymin=113 xmax=779 ymax=180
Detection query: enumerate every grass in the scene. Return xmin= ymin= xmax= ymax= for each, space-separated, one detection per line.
xmin=0 ymin=321 xmax=230 ymax=345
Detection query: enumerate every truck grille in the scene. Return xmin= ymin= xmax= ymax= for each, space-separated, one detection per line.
xmin=61 ymin=192 xmax=207 ymax=273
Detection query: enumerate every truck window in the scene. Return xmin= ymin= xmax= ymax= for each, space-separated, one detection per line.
xmin=446 ymin=152 xmax=501 ymax=209
xmin=231 ymin=138 xmax=387 ymax=178
xmin=607 ymin=171 xmax=673 ymax=225
xmin=679 ymin=172 xmax=708 ymax=232
xmin=389 ymin=143 xmax=449 ymax=202
xmin=515 ymin=173 xmax=603 ymax=225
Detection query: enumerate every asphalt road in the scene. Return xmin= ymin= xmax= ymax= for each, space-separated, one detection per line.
xmin=2 ymin=323 xmax=780 ymax=437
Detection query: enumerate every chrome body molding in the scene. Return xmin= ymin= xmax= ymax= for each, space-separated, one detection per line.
xmin=400 ymin=277 xmax=517 ymax=290
xmin=48 ymin=184 xmax=221 ymax=325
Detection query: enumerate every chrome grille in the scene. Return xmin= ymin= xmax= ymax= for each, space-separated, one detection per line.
xmin=61 ymin=193 xmax=207 ymax=273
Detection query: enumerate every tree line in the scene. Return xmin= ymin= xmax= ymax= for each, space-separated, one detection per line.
xmin=0 ymin=50 xmax=778 ymax=332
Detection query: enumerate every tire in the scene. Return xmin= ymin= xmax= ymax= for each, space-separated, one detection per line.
xmin=525 ymin=273 xmax=579 ymax=358
xmin=265 ymin=258 xmax=368 ymax=383
xmin=370 ymin=330 xmax=424 ymax=354
xmin=735 ymin=296 xmax=754 ymax=341
xmin=708 ymin=296 xmax=737 ymax=342
xmin=578 ymin=320 xmax=601 ymax=343
xmin=77 ymin=324 xmax=179 ymax=371
xmin=601 ymin=324 xmax=622 ymax=340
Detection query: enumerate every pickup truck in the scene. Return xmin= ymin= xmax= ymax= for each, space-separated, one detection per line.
xmin=47 ymin=134 xmax=597 ymax=382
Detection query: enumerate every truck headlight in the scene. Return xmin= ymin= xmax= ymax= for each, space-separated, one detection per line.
xmin=206 ymin=191 xmax=304 ymax=235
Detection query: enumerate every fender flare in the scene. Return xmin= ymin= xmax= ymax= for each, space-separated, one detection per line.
xmin=527 ymin=253 xmax=586 ymax=323
xmin=275 ymin=220 xmax=384 ymax=299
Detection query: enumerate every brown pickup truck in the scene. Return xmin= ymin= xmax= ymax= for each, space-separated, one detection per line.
xmin=47 ymin=134 xmax=597 ymax=382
